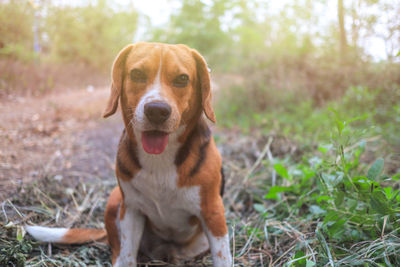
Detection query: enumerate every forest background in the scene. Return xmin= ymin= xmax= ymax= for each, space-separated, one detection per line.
xmin=1 ymin=0 xmax=399 ymax=266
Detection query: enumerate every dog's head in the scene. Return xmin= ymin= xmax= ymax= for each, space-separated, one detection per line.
xmin=103 ymin=42 xmax=215 ymax=155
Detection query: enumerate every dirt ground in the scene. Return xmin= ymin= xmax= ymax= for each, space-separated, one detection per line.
xmin=0 ymin=73 xmax=240 ymax=201
xmin=0 ymin=84 xmax=300 ymax=207
xmin=0 ymin=87 xmax=123 ymax=201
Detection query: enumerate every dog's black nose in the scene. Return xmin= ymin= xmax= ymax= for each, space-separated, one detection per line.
xmin=144 ymin=102 xmax=172 ymax=124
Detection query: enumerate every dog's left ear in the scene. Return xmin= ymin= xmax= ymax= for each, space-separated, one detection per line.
xmin=192 ymin=49 xmax=216 ymax=123
xmin=103 ymin=44 xmax=135 ymax=118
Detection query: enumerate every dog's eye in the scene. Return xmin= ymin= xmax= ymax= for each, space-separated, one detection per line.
xmin=130 ymin=69 xmax=147 ymax=83
xmin=173 ymin=74 xmax=189 ymax=87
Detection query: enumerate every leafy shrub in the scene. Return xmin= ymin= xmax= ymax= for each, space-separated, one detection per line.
xmin=240 ymin=110 xmax=400 ymax=265
xmin=0 ymin=2 xmax=35 ymax=61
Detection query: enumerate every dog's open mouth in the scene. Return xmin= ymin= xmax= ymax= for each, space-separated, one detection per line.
xmin=141 ymin=131 xmax=169 ymax=154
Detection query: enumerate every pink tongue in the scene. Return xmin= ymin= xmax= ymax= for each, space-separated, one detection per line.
xmin=141 ymin=131 xmax=169 ymax=154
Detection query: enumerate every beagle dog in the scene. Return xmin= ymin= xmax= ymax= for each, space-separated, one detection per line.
xmin=26 ymin=42 xmax=232 ymax=267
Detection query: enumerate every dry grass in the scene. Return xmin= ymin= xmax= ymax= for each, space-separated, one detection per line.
xmin=0 ymin=124 xmax=312 ymax=266
xmin=0 ymin=107 xmax=308 ymax=267
xmin=0 ymin=59 xmax=109 ymax=98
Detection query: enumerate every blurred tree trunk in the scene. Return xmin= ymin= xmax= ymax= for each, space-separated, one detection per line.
xmin=338 ymin=0 xmax=347 ymax=62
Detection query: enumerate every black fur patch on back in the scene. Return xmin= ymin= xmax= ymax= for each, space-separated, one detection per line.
xmin=116 ymin=129 xmax=141 ymax=178
xmin=117 ymin=153 xmax=133 ymax=178
xmin=220 ymin=166 xmax=225 ymax=197
xmin=189 ymin=137 xmax=210 ymax=176
xmin=127 ymin=137 xmax=142 ymax=169
xmin=175 ymin=119 xmax=211 ymax=172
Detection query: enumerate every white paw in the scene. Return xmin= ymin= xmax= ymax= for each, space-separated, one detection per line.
xmin=213 ymin=254 xmax=232 ymax=267
xmin=114 ymin=256 xmax=137 ymax=267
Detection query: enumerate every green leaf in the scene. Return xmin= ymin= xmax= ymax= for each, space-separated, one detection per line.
xmin=323 ymin=211 xmax=338 ymax=223
xmin=370 ymin=191 xmax=392 ymax=215
xmin=318 ymin=144 xmax=332 ymax=153
xmin=326 ymin=219 xmax=346 ymax=237
xmin=16 ymin=226 xmax=25 ymax=242
xmin=335 ymin=191 xmax=345 ymax=207
xmin=309 ymin=205 xmax=326 ymax=215
xmin=322 ymin=173 xmax=343 ymax=189
xmin=316 ymin=195 xmax=333 ymax=203
xmin=306 ymin=260 xmax=316 ymax=267
xmin=353 ymin=176 xmax=372 ymax=192
xmin=383 ymin=187 xmax=394 ymax=199
xmin=335 ymin=119 xmax=345 ymax=135
xmin=292 ymin=250 xmax=306 ymax=267
xmin=367 ymin=158 xmax=384 ymax=180
xmin=264 ymin=186 xmax=290 ymax=200
xmin=347 ymin=198 xmax=358 ymax=212
xmin=347 ymin=114 xmax=368 ymax=124
xmin=397 ymin=51 xmax=400 ymax=57
xmin=253 ymin=203 xmax=265 ymax=214
xmin=274 ymin=163 xmax=290 ymax=180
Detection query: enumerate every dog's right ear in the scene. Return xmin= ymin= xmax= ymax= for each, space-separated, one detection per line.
xmin=103 ymin=44 xmax=134 ymax=118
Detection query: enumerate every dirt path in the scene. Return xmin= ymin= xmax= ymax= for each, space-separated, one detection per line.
xmin=0 ymin=85 xmax=297 ymax=201
xmin=0 ymin=87 xmax=123 ymax=200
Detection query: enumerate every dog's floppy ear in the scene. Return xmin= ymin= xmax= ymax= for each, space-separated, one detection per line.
xmin=192 ymin=49 xmax=216 ymax=123
xmin=103 ymin=44 xmax=134 ymax=118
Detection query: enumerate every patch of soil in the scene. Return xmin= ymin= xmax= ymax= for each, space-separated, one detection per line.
xmin=0 ymin=87 xmax=123 ymax=200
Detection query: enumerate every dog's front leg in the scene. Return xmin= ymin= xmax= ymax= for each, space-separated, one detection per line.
xmin=200 ymin=194 xmax=232 ymax=267
xmin=114 ymin=207 xmax=145 ymax=267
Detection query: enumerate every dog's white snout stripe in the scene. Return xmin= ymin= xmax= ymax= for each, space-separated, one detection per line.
xmin=135 ymin=56 xmax=165 ymax=123
xmin=134 ymin=55 xmax=179 ymax=134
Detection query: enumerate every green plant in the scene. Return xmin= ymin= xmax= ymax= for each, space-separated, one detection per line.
xmin=235 ymin=110 xmax=400 ymax=266
xmin=0 ymin=223 xmax=35 ymax=267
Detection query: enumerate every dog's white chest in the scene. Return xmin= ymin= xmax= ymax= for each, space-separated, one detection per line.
xmin=120 ymin=165 xmax=201 ymax=242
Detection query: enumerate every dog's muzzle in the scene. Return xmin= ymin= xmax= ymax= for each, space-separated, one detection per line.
xmin=139 ymin=101 xmax=172 ymax=155
xmin=144 ymin=102 xmax=172 ymax=125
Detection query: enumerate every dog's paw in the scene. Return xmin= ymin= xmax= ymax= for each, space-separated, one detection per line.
xmin=114 ymin=257 xmax=137 ymax=267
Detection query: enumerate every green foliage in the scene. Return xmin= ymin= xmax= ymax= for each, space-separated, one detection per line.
xmin=234 ymin=106 xmax=400 ymax=265
xmin=0 ymin=1 xmax=35 ymax=61
xmin=0 ymin=0 xmax=137 ymax=70
xmin=274 ymin=163 xmax=291 ymax=181
xmin=150 ymin=0 xmax=233 ymax=67
xmin=219 ymin=77 xmax=399 ymax=265
xmin=45 ymin=0 xmax=137 ymax=69
xmin=217 ymin=85 xmax=400 ymax=150
xmin=1 ymin=0 xmax=399 ymax=265
xmin=1 ymin=0 xmax=399 ymax=96
xmin=0 ymin=224 xmax=35 ymax=267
